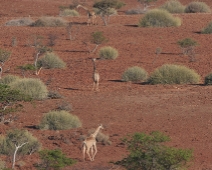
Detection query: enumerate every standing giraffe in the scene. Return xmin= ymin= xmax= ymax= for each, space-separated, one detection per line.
xmin=82 ymin=124 xmax=104 ymax=161
xmin=76 ymin=5 xmax=97 ymax=26
xmin=92 ymin=58 xmax=100 ymax=91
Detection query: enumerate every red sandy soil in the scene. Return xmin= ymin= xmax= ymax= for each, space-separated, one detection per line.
xmin=1 ymin=0 xmax=212 ymax=169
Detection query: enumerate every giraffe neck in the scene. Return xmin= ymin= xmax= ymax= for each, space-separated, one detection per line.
xmin=92 ymin=126 xmax=101 ymax=138
xmin=92 ymin=60 xmax=97 ymax=72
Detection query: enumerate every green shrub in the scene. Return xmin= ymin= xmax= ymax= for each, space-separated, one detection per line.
xmin=5 ymin=18 xmax=34 ymax=26
xmin=36 ymin=149 xmax=76 ymax=169
xmin=139 ymin=9 xmax=181 ymax=27
xmin=185 ymin=2 xmax=211 ymax=13
xmin=99 ymin=46 xmax=118 ymax=59
xmin=10 ymin=78 xmax=48 ymax=100
xmin=37 ymin=52 xmax=66 ymax=69
xmin=122 ymin=66 xmax=148 ymax=82
xmin=39 ymin=110 xmax=81 ymax=130
xmin=0 ymin=75 xmax=20 ymax=85
xmin=116 ymin=131 xmax=193 ymax=170
xmin=149 ymin=64 xmax=200 ymax=84
xmin=204 ymin=72 xmax=212 ymax=85
xmin=159 ymin=0 xmax=185 ymax=13
xmin=201 ymin=21 xmax=212 ymax=34
xmin=60 ymin=9 xmax=79 ymax=16
xmin=32 ymin=17 xmax=66 ymax=27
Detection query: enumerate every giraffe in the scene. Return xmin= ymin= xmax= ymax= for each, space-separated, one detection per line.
xmin=82 ymin=124 xmax=104 ymax=161
xmin=76 ymin=5 xmax=97 ymax=26
xmin=92 ymin=58 xmax=100 ymax=91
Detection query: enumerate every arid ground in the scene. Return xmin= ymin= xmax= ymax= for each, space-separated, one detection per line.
xmin=1 ymin=0 xmax=212 ymax=169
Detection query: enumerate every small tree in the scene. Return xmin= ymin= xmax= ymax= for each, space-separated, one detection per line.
xmin=177 ymin=38 xmax=198 ymax=62
xmin=66 ymin=22 xmax=80 ymax=41
xmin=138 ymin=0 xmax=157 ymax=11
xmin=35 ymin=149 xmax=76 ymax=170
xmin=0 ymin=49 xmax=11 ymax=79
xmin=116 ymin=131 xmax=193 ymax=170
xmin=93 ymin=0 xmax=125 ymax=26
xmin=2 ymin=129 xmax=41 ymax=169
xmin=84 ymin=31 xmax=107 ymax=53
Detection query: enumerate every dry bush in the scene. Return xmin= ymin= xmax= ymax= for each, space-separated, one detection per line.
xmin=149 ymin=64 xmax=200 ymax=84
xmin=159 ymin=0 xmax=185 ymax=13
xmin=5 ymin=18 xmax=34 ymax=26
xmin=32 ymin=17 xmax=67 ymax=27
xmin=39 ymin=110 xmax=81 ymax=130
xmin=122 ymin=66 xmax=148 ymax=82
xmin=37 ymin=52 xmax=66 ymax=69
xmin=98 ymin=46 xmax=118 ymax=60
xmin=139 ymin=9 xmax=181 ymax=27
xmin=125 ymin=7 xmax=146 ymax=15
xmin=185 ymin=2 xmax=211 ymax=13
xmin=10 ymin=78 xmax=48 ymax=100
xmin=60 ymin=9 xmax=79 ymax=16
xmin=0 ymin=74 xmax=20 ymax=85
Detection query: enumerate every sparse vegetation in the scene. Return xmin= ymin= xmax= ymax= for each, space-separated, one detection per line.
xmin=139 ymin=9 xmax=181 ymax=27
xmin=31 ymin=17 xmax=67 ymax=27
xmin=159 ymin=0 xmax=185 ymax=13
xmin=201 ymin=21 xmax=212 ymax=34
xmin=5 ymin=18 xmax=34 ymax=26
xmin=9 ymin=78 xmax=48 ymax=100
xmin=98 ymin=46 xmax=118 ymax=60
xmin=116 ymin=131 xmax=193 ymax=170
xmin=60 ymin=9 xmax=79 ymax=16
xmin=39 ymin=110 xmax=81 ymax=130
xmin=122 ymin=66 xmax=148 ymax=82
xmin=35 ymin=149 xmax=76 ymax=170
xmin=125 ymin=7 xmax=146 ymax=15
xmin=138 ymin=0 xmax=157 ymax=11
xmin=185 ymin=2 xmax=211 ymax=13
xmin=149 ymin=64 xmax=200 ymax=84
xmin=204 ymin=72 xmax=212 ymax=85
xmin=177 ymin=38 xmax=198 ymax=61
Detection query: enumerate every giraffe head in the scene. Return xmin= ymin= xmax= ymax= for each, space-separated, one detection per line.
xmin=92 ymin=58 xmax=96 ymax=62
xmin=99 ymin=124 xmax=104 ymax=129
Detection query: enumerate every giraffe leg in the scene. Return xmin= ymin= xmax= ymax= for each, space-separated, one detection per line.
xmin=93 ymin=144 xmax=98 ymax=160
xmin=96 ymin=81 xmax=100 ymax=91
xmin=90 ymin=146 xmax=94 ymax=161
xmin=82 ymin=144 xmax=86 ymax=161
xmin=86 ymin=146 xmax=93 ymax=161
xmin=87 ymin=18 xmax=91 ymax=26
